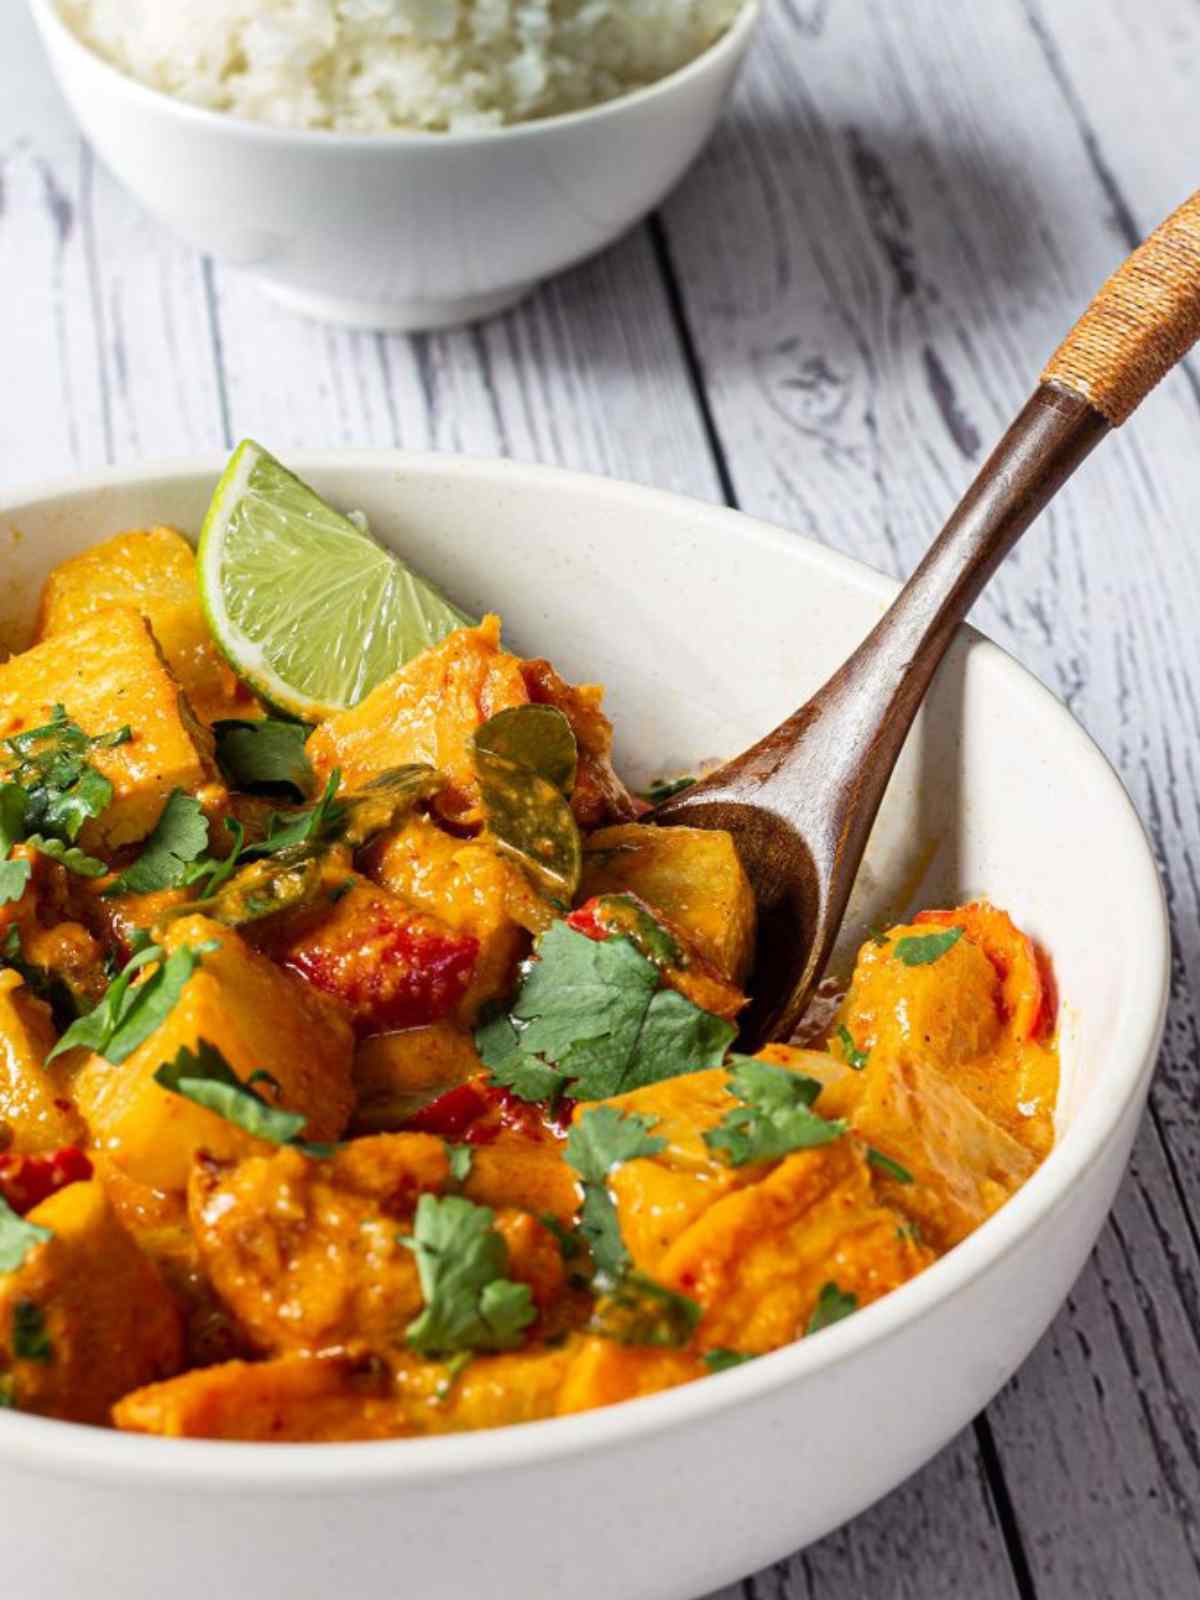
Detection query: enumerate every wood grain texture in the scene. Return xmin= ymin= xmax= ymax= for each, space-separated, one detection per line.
xmin=3 ymin=1 xmax=1200 ymax=1596
xmin=660 ymin=1 xmax=1200 ymax=1595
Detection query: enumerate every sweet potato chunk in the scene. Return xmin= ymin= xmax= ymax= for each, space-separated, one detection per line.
xmin=579 ymin=824 xmax=755 ymax=982
xmin=67 ymin=915 xmax=355 ymax=1192
xmin=781 ymin=1040 xmax=1037 ymax=1250
xmin=366 ymin=814 xmax=539 ymax=1022
xmin=0 ymin=1180 xmax=182 ymax=1423
xmin=0 ymin=606 xmax=225 ymax=852
xmin=654 ymin=1139 xmax=931 ymax=1353
xmin=389 ymin=1344 xmax=573 ymax=1435
xmin=188 ymin=1138 xmax=448 ymax=1354
xmin=556 ymin=1337 xmax=706 ymax=1415
xmin=33 ymin=527 xmax=255 ymax=725
xmin=307 ymin=616 xmax=528 ymax=817
xmin=115 ymin=1350 xmax=411 ymax=1441
xmin=0 ymin=969 xmax=87 ymax=1152
xmin=118 ymin=1343 xmax=575 ymax=1441
xmin=838 ymin=918 xmax=1056 ymax=1158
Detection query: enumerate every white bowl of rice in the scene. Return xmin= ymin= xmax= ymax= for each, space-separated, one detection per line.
xmin=30 ymin=0 xmax=760 ymax=330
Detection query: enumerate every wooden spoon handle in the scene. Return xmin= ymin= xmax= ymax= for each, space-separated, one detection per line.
xmin=1043 ymin=188 xmax=1200 ymax=424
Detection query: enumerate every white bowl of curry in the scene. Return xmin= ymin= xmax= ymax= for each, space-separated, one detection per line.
xmin=0 ymin=453 xmax=1168 ymax=1600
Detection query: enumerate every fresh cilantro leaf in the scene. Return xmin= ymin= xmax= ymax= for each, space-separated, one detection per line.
xmin=0 ymin=859 xmax=31 ymax=905
xmin=23 ymin=836 xmax=107 ymax=878
xmin=46 ymin=939 xmax=215 ymax=1065
xmin=11 ymin=1299 xmax=52 ymax=1362
xmin=241 ymin=771 xmax=345 ymax=861
xmin=538 ymin=1213 xmax=582 ymax=1261
xmin=0 ymin=928 xmax=81 ymax=1030
xmin=704 ymin=1058 xmax=845 ymax=1167
xmin=588 ymin=1270 xmax=701 ymax=1348
xmin=402 ymin=1193 xmax=536 ymax=1357
xmin=0 ymin=785 xmax=28 ymax=854
xmin=0 ymin=1374 xmax=15 ymax=1409
xmin=835 ymin=1024 xmax=870 ymax=1071
xmin=704 ymin=1347 xmax=757 ymax=1373
xmin=476 ymin=1009 xmax=569 ymax=1103
xmin=152 ymin=1040 xmax=331 ymax=1153
xmin=564 ymin=1105 xmax=664 ymax=1278
xmin=213 ymin=719 xmax=314 ymax=801
xmin=867 ymin=1147 xmax=914 ymax=1184
xmin=195 ymin=819 xmax=246 ymax=898
xmin=3 ymin=706 xmax=128 ymax=846
xmin=0 ymin=1194 xmax=52 ymax=1272
xmin=639 ymin=775 xmax=696 ymax=805
xmin=106 ymin=790 xmax=211 ymax=895
xmin=892 ymin=927 xmax=964 ymax=967
xmin=445 ymin=1143 xmax=473 ymax=1184
xmin=478 ymin=922 xmax=735 ymax=1104
xmin=806 ymin=1282 xmax=858 ymax=1335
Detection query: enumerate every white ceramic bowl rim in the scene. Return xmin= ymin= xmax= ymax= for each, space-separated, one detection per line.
xmin=0 ymin=451 xmax=1169 ymax=1493
xmin=30 ymin=0 xmax=761 ymax=149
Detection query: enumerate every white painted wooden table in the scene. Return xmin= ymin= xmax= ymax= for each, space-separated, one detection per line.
xmin=3 ymin=4 xmax=1200 ymax=1596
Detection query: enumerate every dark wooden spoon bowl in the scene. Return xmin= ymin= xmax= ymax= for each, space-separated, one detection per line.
xmin=652 ymin=191 xmax=1200 ymax=1049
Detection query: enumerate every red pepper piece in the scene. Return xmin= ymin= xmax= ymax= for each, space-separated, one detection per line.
xmin=0 ymin=1146 xmax=93 ymax=1216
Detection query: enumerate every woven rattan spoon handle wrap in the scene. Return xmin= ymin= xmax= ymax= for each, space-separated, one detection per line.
xmin=1042 ymin=188 xmax=1200 ymax=425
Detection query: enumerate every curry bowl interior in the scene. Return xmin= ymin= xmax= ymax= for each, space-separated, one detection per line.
xmin=0 ymin=453 xmax=1168 ymax=1600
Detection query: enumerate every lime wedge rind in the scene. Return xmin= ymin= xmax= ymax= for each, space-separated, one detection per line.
xmin=197 ymin=441 xmax=475 ymax=720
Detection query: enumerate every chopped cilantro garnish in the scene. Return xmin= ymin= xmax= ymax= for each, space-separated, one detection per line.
xmin=0 ymin=1373 xmax=15 ymax=1408
xmin=835 ymin=1024 xmax=870 ymax=1071
xmin=106 ymin=789 xmax=212 ymax=896
xmin=892 ymin=927 xmax=964 ymax=967
xmin=564 ymin=1105 xmax=665 ymax=1278
xmin=213 ymin=718 xmax=314 ymax=801
xmin=867 ymin=1147 xmax=914 ymax=1184
xmin=401 ymin=1193 xmax=535 ymax=1357
xmin=896 ymin=1220 xmax=923 ymax=1245
xmin=538 ymin=1213 xmax=582 ymax=1261
xmin=10 ymin=1299 xmax=52 ymax=1362
xmin=445 ymin=1143 xmax=473 ymax=1185
xmin=47 ymin=938 xmax=215 ymax=1065
xmin=0 ymin=1194 xmax=52 ymax=1273
xmin=704 ymin=1058 xmax=846 ymax=1168
xmin=434 ymin=1349 xmax=474 ymax=1402
xmin=704 ymin=1347 xmax=757 ymax=1373
xmin=806 ymin=1282 xmax=858 ymax=1335
xmin=588 ymin=1270 xmax=701 ymax=1349
xmin=153 ymin=1041 xmax=333 ymax=1156
xmin=2 ymin=705 xmax=129 ymax=851
xmin=867 ymin=924 xmax=891 ymax=947
xmin=477 ymin=922 xmax=735 ymax=1105
xmin=0 ymin=786 xmax=32 ymax=904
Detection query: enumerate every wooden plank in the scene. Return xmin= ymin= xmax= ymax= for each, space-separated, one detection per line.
xmin=704 ymin=1427 xmax=1022 ymax=1600
xmin=659 ymin=1 xmax=1200 ymax=1594
xmin=0 ymin=7 xmax=108 ymax=487
xmin=209 ymin=227 xmax=725 ymax=499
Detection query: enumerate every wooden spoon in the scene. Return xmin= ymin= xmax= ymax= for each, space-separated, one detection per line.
xmin=651 ymin=191 xmax=1200 ymax=1050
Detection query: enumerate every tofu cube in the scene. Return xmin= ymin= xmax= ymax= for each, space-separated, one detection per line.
xmin=0 ymin=1180 xmax=182 ymax=1424
xmin=67 ymin=915 xmax=355 ymax=1192
xmin=33 ymin=527 xmax=256 ymax=725
xmin=0 ymin=968 xmax=87 ymax=1152
xmin=0 ymin=606 xmax=226 ymax=852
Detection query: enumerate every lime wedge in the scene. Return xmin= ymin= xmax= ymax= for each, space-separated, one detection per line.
xmin=196 ymin=440 xmax=476 ymax=720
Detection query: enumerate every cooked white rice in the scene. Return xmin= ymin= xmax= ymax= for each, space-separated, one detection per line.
xmin=58 ymin=0 xmax=745 ymax=132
